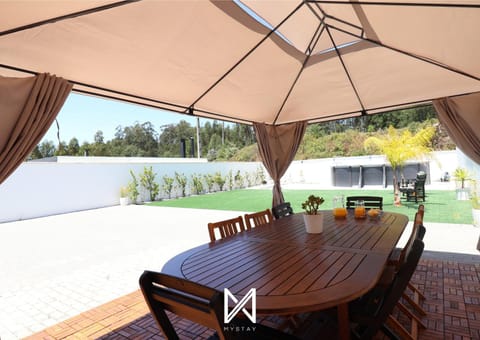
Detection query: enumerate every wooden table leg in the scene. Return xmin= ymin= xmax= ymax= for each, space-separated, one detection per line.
xmin=337 ymin=303 xmax=350 ymax=340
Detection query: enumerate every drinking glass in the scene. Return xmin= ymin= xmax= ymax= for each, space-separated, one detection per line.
xmin=354 ymin=200 xmax=366 ymax=218
xmin=332 ymin=195 xmax=347 ymax=218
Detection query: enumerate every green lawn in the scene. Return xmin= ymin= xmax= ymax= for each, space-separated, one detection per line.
xmin=148 ymin=188 xmax=473 ymax=224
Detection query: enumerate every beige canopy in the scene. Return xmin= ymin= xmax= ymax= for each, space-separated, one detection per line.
xmin=1 ymin=0 xmax=479 ymax=125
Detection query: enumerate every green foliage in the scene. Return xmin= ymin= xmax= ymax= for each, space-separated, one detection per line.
xmin=149 ymin=188 xmax=473 ymax=224
xmin=162 ymin=174 xmax=174 ymax=199
xmin=301 ymin=195 xmax=325 ymax=215
xmin=213 ymin=172 xmax=226 ymax=191
xmin=30 ymin=104 xmax=452 ymax=161
xmin=225 ymin=170 xmax=233 ymax=190
xmin=364 ymin=125 xmax=435 ymax=204
xmin=204 ymin=174 xmax=215 ymax=193
xmin=453 ymin=167 xmax=472 ymax=189
xmin=127 ymin=170 xmax=139 ymax=203
xmin=174 ymin=172 xmax=188 ymax=197
xmin=139 ymin=166 xmax=159 ymax=201
xmin=191 ymin=173 xmax=204 ymax=195
xmin=364 ymin=126 xmax=435 ymax=170
xmin=234 ymin=170 xmax=243 ymax=188
xmin=256 ymin=166 xmax=266 ymax=184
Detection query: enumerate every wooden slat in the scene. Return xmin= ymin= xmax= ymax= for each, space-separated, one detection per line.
xmin=163 ymin=211 xmax=408 ymax=320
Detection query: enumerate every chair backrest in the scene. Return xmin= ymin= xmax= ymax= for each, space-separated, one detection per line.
xmin=416 ymin=171 xmax=427 ymax=183
xmin=208 ymin=216 xmax=246 ymax=242
xmin=272 ymin=202 xmax=294 ymax=219
xmin=353 ymin=239 xmax=425 ymax=339
xmin=397 ymin=211 xmax=423 ymax=268
xmin=346 ymin=196 xmax=383 ymax=210
xmin=244 ymin=209 xmax=273 ymax=229
xmin=417 ymin=205 xmax=426 ymax=240
xmin=139 ymin=271 xmax=226 ymax=340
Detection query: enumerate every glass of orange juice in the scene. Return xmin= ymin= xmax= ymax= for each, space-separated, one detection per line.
xmin=333 ymin=195 xmax=347 ymax=218
xmin=354 ymin=200 xmax=366 ymax=218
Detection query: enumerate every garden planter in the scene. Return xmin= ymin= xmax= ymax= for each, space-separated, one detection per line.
xmin=456 ymin=188 xmax=470 ymax=200
xmin=119 ymin=197 xmax=129 ymax=206
xmin=303 ymin=213 xmax=324 ymax=233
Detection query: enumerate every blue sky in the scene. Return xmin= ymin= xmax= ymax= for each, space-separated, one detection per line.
xmin=42 ymin=93 xmax=199 ymax=144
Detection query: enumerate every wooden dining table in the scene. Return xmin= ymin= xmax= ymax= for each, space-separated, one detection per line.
xmin=162 ymin=210 xmax=408 ymax=340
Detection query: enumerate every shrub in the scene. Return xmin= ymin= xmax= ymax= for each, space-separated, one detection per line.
xmin=140 ymin=166 xmax=159 ymax=201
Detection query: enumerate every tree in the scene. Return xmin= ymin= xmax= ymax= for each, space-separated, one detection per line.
xmin=364 ymin=126 xmax=435 ymax=206
xmin=38 ymin=140 xmax=56 ymax=158
xmin=67 ymin=138 xmax=80 ymax=155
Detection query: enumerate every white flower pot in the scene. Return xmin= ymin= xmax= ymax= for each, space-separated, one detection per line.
xmin=119 ymin=197 xmax=129 ymax=206
xmin=303 ymin=213 xmax=324 ymax=233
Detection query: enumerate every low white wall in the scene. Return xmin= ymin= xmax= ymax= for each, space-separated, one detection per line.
xmin=0 ymin=157 xmax=263 ymax=223
xmin=0 ymin=150 xmax=459 ymax=223
xmin=282 ymin=150 xmax=458 ymax=187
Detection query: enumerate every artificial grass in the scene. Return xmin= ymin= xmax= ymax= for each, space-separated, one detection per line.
xmin=148 ymin=188 xmax=474 ymax=224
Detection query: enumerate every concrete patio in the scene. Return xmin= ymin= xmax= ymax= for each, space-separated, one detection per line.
xmin=0 ymin=204 xmax=479 ymax=339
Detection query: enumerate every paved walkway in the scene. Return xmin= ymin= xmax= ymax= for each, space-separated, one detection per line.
xmin=0 ymin=206 xmax=248 ymax=340
xmin=0 ymin=205 xmax=479 ymax=339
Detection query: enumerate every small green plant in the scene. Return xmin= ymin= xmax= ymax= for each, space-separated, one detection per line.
xmin=453 ymin=167 xmax=471 ymax=189
xmin=245 ymin=172 xmax=254 ymax=187
xmin=213 ymin=172 xmax=226 ymax=191
xmin=191 ymin=173 xmax=204 ymax=195
xmin=301 ymin=195 xmax=325 ymax=215
xmin=256 ymin=166 xmax=266 ymax=184
xmin=128 ymin=170 xmax=139 ymax=203
xmin=162 ymin=175 xmax=174 ymax=199
xmin=226 ymin=170 xmax=234 ymax=190
xmin=140 ymin=166 xmax=159 ymax=201
xmin=175 ymin=172 xmax=188 ymax=197
xmin=234 ymin=170 xmax=243 ymax=188
xmin=204 ymin=173 xmax=215 ymax=193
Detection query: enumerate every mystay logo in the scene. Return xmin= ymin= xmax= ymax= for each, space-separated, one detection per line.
xmin=224 ymin=288 xmax=256 ymax=323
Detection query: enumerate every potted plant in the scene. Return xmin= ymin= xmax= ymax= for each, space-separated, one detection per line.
xmin=453 ymin=167 xmax=471 ymax=200
xmin=301 ymin=194 xmax=325 ymax=233
xmin=119 ymin=186 xmax=129 ymax=206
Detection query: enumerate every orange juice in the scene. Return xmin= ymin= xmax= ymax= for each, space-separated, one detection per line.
xmin=333 ymin=207 xmax=347 ymax=218
xmin=354 ymin=206 xmax=366 ymax=218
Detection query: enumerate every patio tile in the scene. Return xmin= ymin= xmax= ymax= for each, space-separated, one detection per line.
xmin=22 ymin=253 xmax=480 ymax=340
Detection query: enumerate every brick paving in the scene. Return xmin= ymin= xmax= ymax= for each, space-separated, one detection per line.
xmin=25 ymin=252 xmax=480 ymax=339
xmin=1 ymin=205 xmax=479 ymax=339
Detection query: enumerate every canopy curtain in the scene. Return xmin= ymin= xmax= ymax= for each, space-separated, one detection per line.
xmin=0 ymin=73 xmax=72 ymax=185
xmin=432 ymin=92 xmax=480 ymax=165
xmin=254 ymin=121 xmax=307 ymax=208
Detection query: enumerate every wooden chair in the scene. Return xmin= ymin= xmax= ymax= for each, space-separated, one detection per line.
xmin=346 ymin=196 xmax=383 ymax=210
xmin=350 ymin=239 xmax=425 ymax=340
xmin=139 ymin=271 xmax=299 ymax=340
xmin=208 ymin=216 xmax=246 ymax=242
xmin=380 ymin=206 xmax=426 ymax=339
xmin=244 ymin=209 xmax=273 ymax=230
xmin=272 ymin=202 xmax=294 ymax=220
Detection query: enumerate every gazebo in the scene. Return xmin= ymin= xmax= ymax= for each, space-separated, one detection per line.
xmin=1 ymin=0 xmax=480 ymax=206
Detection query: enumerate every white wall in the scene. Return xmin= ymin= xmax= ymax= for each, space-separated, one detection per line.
xmin=282 ymin=150 xmax=458 ymax=187
xmin=0 ymin=150 xmax=459 ymax=223
xmin=0 ymin=158 xmax=264 ymax=223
